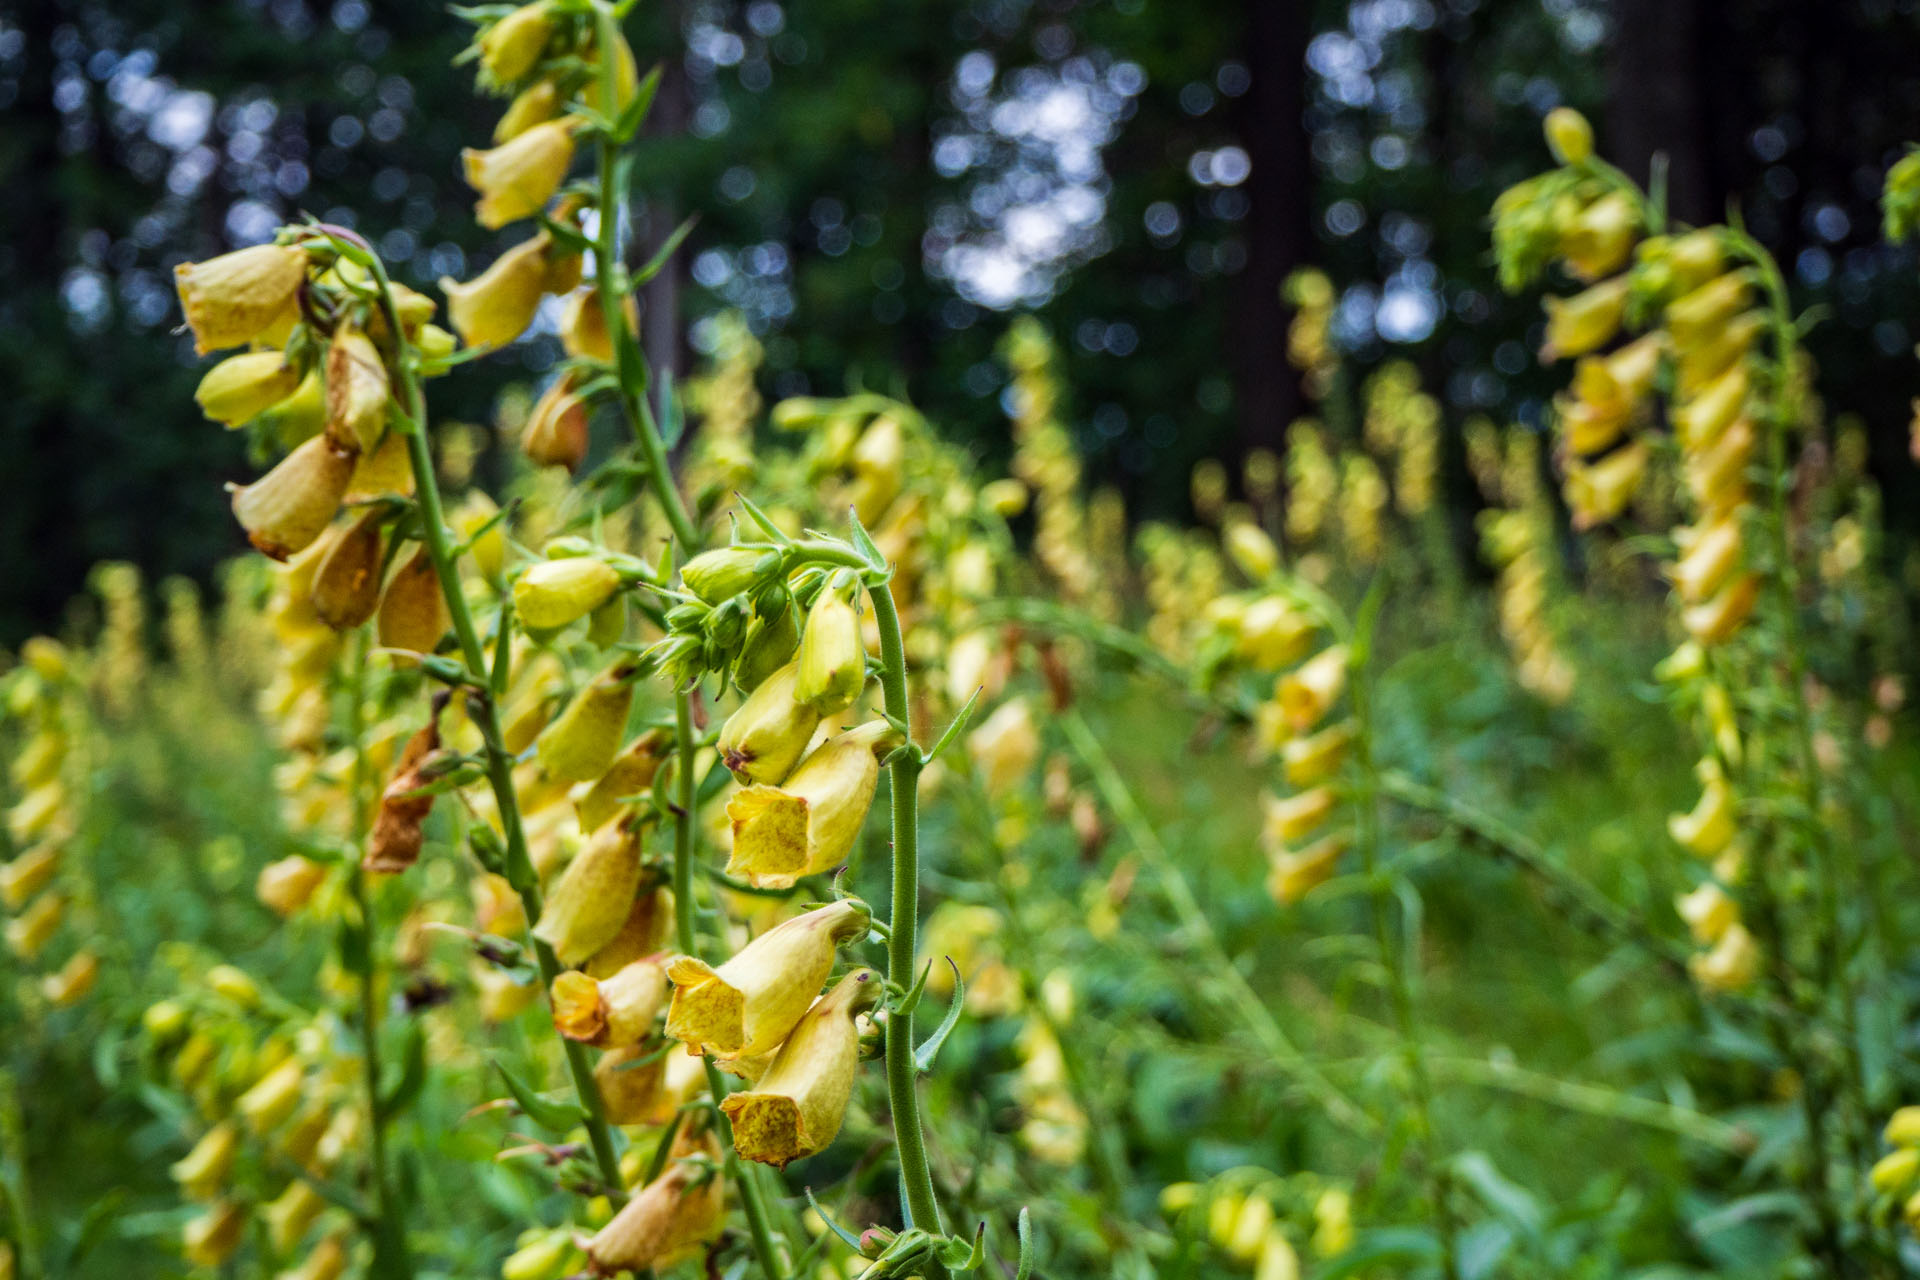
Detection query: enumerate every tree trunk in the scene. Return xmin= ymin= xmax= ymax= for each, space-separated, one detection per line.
xmin=1606 ymin=0 xmax=1716 ymax=224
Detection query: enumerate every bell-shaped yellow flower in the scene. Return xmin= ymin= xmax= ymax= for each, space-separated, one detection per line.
xmin=1266 ymin=829 xmax=1352 ymax=905
xmin=1260 ymin=786 xmax=1338 ymax=848
xmin=257 ymin=855 xmax=328 ymax=918
xmin=596 ymin=1040 xmax=707 ymax=1126
xmin=536 ymin=663 xmax=637 ymax=782
xmin=375 ymin=546 xmax=451 ymax=655
xmin=1675 ymin=880 xmax=1737 ymax=945
xmin=183 ymin=1199 xmax=248 ymax=1268
xmin=1669 ymin=761 xmax=1736 ymax=857
xmin=494 ymin=79 xmax=561 ymax=143
xmin=1688 ymin=921 xmax=1758 ymax=992
xmin=551 ymin=958 xmax=668 ymax=1048
xmin=1282 ymin=721 xmax=1354 ymax=788
xmin=530 ymin=814 xmax=646 ymax=965
xmin=477 ymin=1 xmax=553 ymax=86
xmin=324 ymin=323 xmax=390 ymax=454
xmin=1254 ymin=1227 xmax=1301 ymax=1280
xmin=521 ymin=369 xmax=591 ymax=471
xmin=558 ymin=286 xmax=638 ymax=363
xmin=664 ymin=899 xmax=871 ymax=1061
xmin=1278 ymin=645 xmax=1349 ymax=735
xmin=726 ymin=721 xmax=901 ymax=889
xmin=169 ymin=1122 xmax=239 ymax=1200
xmin=1561 ymin=191 xmax=1638 ymax=281
xmin=1236 ymin=595 xmax=1316 ymax=670
xmin=795 ymin=580 xmax=868 ymax=715
xmin=230 ymin=435 xmax=357 ymax=561
xmin=264 ymin=1177 xmax=327 ymax=1254
xmin=0 ymin=843 xmax=61 ymax=911
xmin=1670 ymin=515 xmax=1743 ymax=604
xmin=441 ymin=235 xmax=552 ymax=350
xmin=1675 ymin=312 xmax=1764 ymax=398
xmin=721 ymin=967 xmax=883 ymax=1167
xmin=1685 ymin=417 xmax=1756 ymax=514
xmin=585 ymin=1136 xmax=725 ymax=1273
xmin=1680 ymin=573 xmax=1759 ymax=646
xmin=195 ymin=350 xmax=304 ymax=428
xmin=311 ymin=509 xmax=385 ymax=630
xmin=1225 ymin=521 xmax=1281 ymax=581
xmin=514 ymin=555 xmax=620 ymax=629
xmin=1666 ymin=271 xmax=1753 ymax=350
xmin=1564 ymin=439 xmax=1648 ymax=529
xmin=237 ymin=1058 xmax=307 ymax=1134
xmin=462 ymin=118 xmax=578 ymax=230
xmin=1540 ymin=276 xmax=1628 ymax=361
xmin=278 ymin=1234 xmax=349 ymax=1280
xmin=1674 ymin=361 xmax=1748 ymax=450
xmin=174 ymin=244 xmax=308 ymax=354
xmin=717 ymin=659 xmax=825 ymax=786
xmin=576 ymin=728 xmax=670 ymax=833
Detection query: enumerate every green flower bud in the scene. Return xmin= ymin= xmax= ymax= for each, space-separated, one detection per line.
xmin=717 ymin=659 xmax=822 ymax=785
xmin=734 ymin=591 xmax=799 ymax=693
xmin=795 ymin=580 xmax=866 ymax=715
xmin=681 ymin=546 xmax=779 ymax=604
xmin=514 ymin=556 xmax=620 ymax=629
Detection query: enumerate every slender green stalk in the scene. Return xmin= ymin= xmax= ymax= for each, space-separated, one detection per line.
xmin=0 ymin=1069 xmax=38 ymax=1280
xmin=345 ymin=633 xmax=413 ymax=1276
xmin=1349 ymin=650 xmax=1459 ymax=1280
xmin=359 ymin=251 xmax=628 ymax=1203
xmin=591 ymin=2 xmax=697 ymax=554
xmin=869 ymin=584 xmax=948 ymax=1248
xmin=1057 ymin=706 xmax=1374 ymax=1134
xmin=668 ymin=689 xmax=789 ymax=1280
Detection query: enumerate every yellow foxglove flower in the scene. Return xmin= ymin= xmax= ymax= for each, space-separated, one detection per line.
xmin=1260 ymin=787 xmax=1337 ymax=847
xmin=1685 ymin=417 xmax=1756 ymax=513
xmin=494 ymin=79 xmax=561 ymax=143
xmin=537 ymin=663 xmax=636 ymax=782
xmin=726 ymin=721 xmax=901 ymax=889
xmin=6 ymin=782 xmax=66 ymax=844
xmin=1680 ymin=573 xmax=1759 ymax=646
xmin=312 ymin=509 xmax=385 ymax=630
xmin=1283 ymin=721 xmax=1354 ymax=788
xmin=376 ymin=546 xmax=451 ymax=654
xmin=1540 ymin=276 xmax=1628 ymax=361
xmin=1669 ymin=761 xmax=1736 ymax=857
xmin=595 ymin=1039 xmax=707 ymax=1125
xmin=277 ymin=1234 xmax=349 ymax=1280
xmin=721 ymin=967 xmax=883 ymax=1167
xmin=237 ymin=1059 xmax=306 ymax=1133
xmin=530 ymin=815 xmax=646 ymax=964
xmin=1313 ymin=1187 xmax=1354 ymax=1257
xmin=585 ymin=883 xmax=674 ymax=978
xmin=195 ymin=350 xmax=303 ymax=428
xmin=463 ymin=118 xmax=578 ymax=230
xmin=441 ymin=235 xmax=553 ymax=350
xmin=170 ymin=1123 xmax=239 ymax=1200
xmin=345 ymin=427 xmax=413 ymax=499
xmin=795 ymin=580 xmax=868 ymax=715
xmin=1278 ymin=645 xmax=1349 ymax=735
xmin=586 ymin=1140 xmax=725 ymax=1273
xmin=0 ymin=843 xmax=60 ymax=910
xmin=1236 ymin=596 xmax=1317 ymax=670
xmin=1874 ymin=1147 xmax=1920 ymax=1198
xmin=1670 ymin=515 xmax=1742 ymax=604
xmin=1888 ymin=1107 xmax=1920 ymax=1148
xmin=5 ymin=892 xmax=63 ymax=959
xmin=264 ymin=1178 xmax=327 ymax=1254
xmin=477 ymin=1 xmax=553 ymax=86
xmin=499 ymin=1231 xmax=575 ymax=1280
xmin=452 ymin=491 xmax=507 ymax=581
xmin=183 ymin=1199 xmax=248 ymax=1268
xmin=664 ymin=899 xmax=871 ymax=1061
xmin=521 ymin=369 xmax=591 ymax=471
xmin=849 ymin=415 xmax=905 ymax=524
xmin=323 ymin=324 xmax=390 ymax=454
xmin=1564 ymin=439 xmax=1648 ymax=529
xmin=682 ymin=546 xmax=776 ymax=605
xmin=1674 ymin=361 xmax=1748 ymax=450
xmin=551 ymin=958 xmax=668 ymax=1048
xmin=1255 ymin=1229 xmax=1301 ymax=1280
xmin=1227 ymin=1193 xmax=1273 ymax=1260
xmin=475 ymin=964 xmax=539 ymax=1023
xmin=1675 ymin=880 xmax=1737 ymax=945
xmin=1562 ymin=191 xmax=1638 ymax=281
xmin=1675 ymin=311 xmax=1764 ymax=397
xmin=577 ymin=729 xmax=670 ymax=833
xmin=582 ymin=29 xmax=641 ymax=115
xmin=12 ymin=731 xmax=66 ymax=790
xmin=718 ymin=659 xmax=825 ymax=785
xmin=1543 ymin=106 xmax=1592 ymax=164
xmin=558 ymin=286 xmax=638 ymax=363
xmin=1688 ymin=921 xmax=1758 ymax=992
xmin=174 ymin=244 xmax=308 ymax=354
xmin=257 ymin=854 xmax=328 ymax=918
xmin=1557 ymin=392 xmax=1630 ymax=456
xmin=1225 ymin=521 xmax=1281 ymax=581
xmin=1666 ymin=272 xmax=1753 ymax=349
xmin=967 ymin=698 xmax=1040 ymax=796
xmin=1266 ymin=829 xmax=1352 ymax=904
xmin=230 ymin=435 xmax=357 ymax=560
xmin=514 ymin=555 xmax=620 ymax=629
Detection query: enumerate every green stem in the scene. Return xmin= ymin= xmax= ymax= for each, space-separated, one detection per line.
xmin=364 ymin=253 xmax=628 ymax=1204
xmin=869 ymin=583 xmax=948 ymax=1243
xmin=1350 ymin=649 xmax=1460 ymax=1280
xmin=1057 ymin=706 xmax=1375 ymax=1134
xmin=670 ymin=690 xmax=789 ymax=1280
xmin=591 ymin=2 xmax=698 ymax=554
xmin=345 ymin=634 xmax=412 ymax=1277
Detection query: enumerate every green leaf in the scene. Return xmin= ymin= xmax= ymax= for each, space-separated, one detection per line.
xmin=1014 ymin=1207 xmax=1035 ymax=1280
xmin=632 ymin=215 xmax=699 ymax=288
xmin=493 ymin=1058 xmax=588 ymax=1133
xmin=378 ymin=1022 xmax=428 ymax=1122
xmin=914 ymin=961 xmax=965 ymax=1073
xmin=894 ymin=958 xmax=934 ymax=1017
xmin=657 ymin=369 xmax=684 ymax=449
xmin=734 ymin=491 xmax=793 ymax=545
xmin=611 ymin=63 xmax=664 ymax=143
xmin=923 ymin=686 xmax=983 ymax=766
xmin=1307 ymin=1227 xmax=1442 ymax=1280
xmin=805 ymin=1186 xmax=865 ymax=1251
xmin=847 ymin=505 xmax=887 ymax=572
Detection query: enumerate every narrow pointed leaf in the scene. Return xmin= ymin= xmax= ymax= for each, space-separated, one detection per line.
xmin=914 ymin=960 xmax=966 ymax=1073
xmin=492 ymin=1058 xmax=587 ymax=1132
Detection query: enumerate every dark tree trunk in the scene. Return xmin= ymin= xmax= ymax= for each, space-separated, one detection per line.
xmin=1606 ymin=0 xmax=1716 ymax=224
xmin=640 ymin=0 xmax=690 ymax=402
xmin=1230 ymin=0 xmax=1311 ymax=459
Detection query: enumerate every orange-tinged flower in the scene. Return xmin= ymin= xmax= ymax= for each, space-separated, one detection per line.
xmin=725 ymin=721 xmax=901 ymax=888
xmin=721 ymin=967 xmax=883 ymax=1167
xmin=586 ymin=1137 xmax=725 ymax=1273
xmin=664 ymin=899 xmax=870 ymax=1062
xmin=375 ymin=546 xmax=451 ymax=655
xmin=550 ymin=958 xmax=668 ymax=1047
